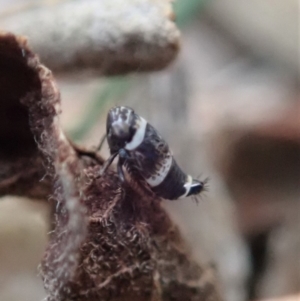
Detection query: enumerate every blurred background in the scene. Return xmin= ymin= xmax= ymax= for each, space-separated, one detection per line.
xmin=0 ymin=0 xmax=299 ymax=301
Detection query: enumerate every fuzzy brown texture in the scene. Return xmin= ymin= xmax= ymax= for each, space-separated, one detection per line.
xmin=1 ymin=0 xmax=180 ymax=75
xmin=0 ymin=32 xmax=222 ymax=301
xmin=0 ymin=32 xmax=51 ymax=198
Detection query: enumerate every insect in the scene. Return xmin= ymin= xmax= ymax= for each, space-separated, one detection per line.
xmin=100 ymin=106 xmax=206 ymax=200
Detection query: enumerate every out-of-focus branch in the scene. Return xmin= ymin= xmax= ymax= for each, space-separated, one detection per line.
xmin=0 ymin=0 xmax=180 ymax=75
xmin=256 ymin=294 xmax=300 ymax=301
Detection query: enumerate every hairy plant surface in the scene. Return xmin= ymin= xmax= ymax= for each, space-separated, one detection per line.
xmin=0 ymin=32 xmax=222 ymax=301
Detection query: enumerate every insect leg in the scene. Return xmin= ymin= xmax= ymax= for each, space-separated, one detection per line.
xmin=117 ymin=156 xmax=126 ymax=182
xmin=99 ymin=151 xmax=118 ymax=176
xmin=117 ymin=148 xmax=130 ymax=182
xmin=96 ymin=133 xmax=107 ymax=152
xmin=68 ymin=138 xmax=105 ymax=164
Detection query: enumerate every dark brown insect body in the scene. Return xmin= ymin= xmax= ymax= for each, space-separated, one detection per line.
xmin=103 ymin=106 xmax=205 ymax=200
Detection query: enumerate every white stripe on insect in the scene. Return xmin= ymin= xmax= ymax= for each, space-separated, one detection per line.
xmin=145 ymin=154 xmax=172 ymax=187
xmin=125 ymin=117 xmax=147 ymax=150
xmin=179 ymin=175 xmax=193 ymax=199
